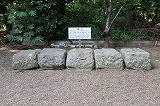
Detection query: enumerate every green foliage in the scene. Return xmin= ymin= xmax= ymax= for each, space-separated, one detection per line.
xmin=0 ymin=2 xmax=7 ymax=29
xmin=6 ymin=6 xmax=41 ymax=42
xmin=3 ymin=0 xmax=160 ymax=42
xmin=111 ymin=29 xmax=141 ymax=41
xmin=138 ymin=0 xmax=160 ymax=23
xmin=0 ymin=15 xmax=4 ymax=26
xmin=6 ymin=0 xmax=65 ymax=43
xmin=65 ymin=1 xmax=104 ymax=39
xmin=143 ymin=66 xmax=150 ymax=72
xmin=65 ymin=2 xmax=94 ymax=26
xmin=32 ymin=36 xmax=44 ymax=43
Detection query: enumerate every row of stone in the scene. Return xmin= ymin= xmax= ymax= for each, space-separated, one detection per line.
xmin=12 ymin=48 xmax=152 ymax=70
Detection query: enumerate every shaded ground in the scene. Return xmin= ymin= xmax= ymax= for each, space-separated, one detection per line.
xmin=1 ymin=46 xmax=160 ymax=106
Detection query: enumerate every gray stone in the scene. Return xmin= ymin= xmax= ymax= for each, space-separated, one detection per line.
xmin=94 ymin=48 xmax=124 ymax=69
xmin=120 ymin=48 xmax=152 ymax=70
xmin=12 ymin=49 xmax=41 ymax=70
xmin=75 ymin=45 xmax=85 ymax=48
xmin=68 ymin=44 xmax=76 ymax=48
xmin=38 ymin=48 xmax=66 ymax=69
xmin=50 ymin=43 xmax=60 ymax=48
xmin=66 ymin=48 xmax=94 ymax=69
xmin=85 ymin=44 xmax=94 ymax=48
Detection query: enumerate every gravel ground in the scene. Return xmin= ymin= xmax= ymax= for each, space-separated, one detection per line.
xmin=1 ymin=46 xmax=160 ymax=106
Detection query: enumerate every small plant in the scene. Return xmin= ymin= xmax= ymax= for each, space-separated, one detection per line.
xmin=110 ymin=29 xmax=141 ymax=42
xmin=143 ymin=66 xmax=150 ymax=72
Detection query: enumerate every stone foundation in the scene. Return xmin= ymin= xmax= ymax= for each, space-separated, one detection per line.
xmin=12 ymin=48 xmax=152 ymax=70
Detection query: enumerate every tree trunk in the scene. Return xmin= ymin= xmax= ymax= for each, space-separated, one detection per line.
xmin=104 ymin=34 xmax=110 ymax=48
xmin=103 ymin=30 xmax=110 ymax=47
xmin=96 ymin=0 xmax=123 ymax=48
xmin=103 ymin=0 xmax=114 ymax=48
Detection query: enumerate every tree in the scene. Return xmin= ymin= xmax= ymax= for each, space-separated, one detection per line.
xmin=4 ymin=0 xmax=160 ymax=44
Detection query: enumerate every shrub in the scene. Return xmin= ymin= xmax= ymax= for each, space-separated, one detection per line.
xmin=6 ymin=0 xmax=65 ymax=43
xmin=110 ymin=29 xmax=141 ymax=41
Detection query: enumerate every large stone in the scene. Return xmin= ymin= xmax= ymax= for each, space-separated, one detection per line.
xmin=38 ymin=48 xmax=66 ymax=69
xmin=66 ymin=48 xmax=94 ymax=69
xmin=12 ymin=49 xmax=41 ymax=70
xmin=120 ymin=48 xmax=152 ymax=70
xmin=94 ymin=48 xmax=124 ymax=69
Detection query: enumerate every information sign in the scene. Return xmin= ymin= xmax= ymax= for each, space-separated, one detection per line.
xmin=68 ymin=27 xmax=91 ymax=39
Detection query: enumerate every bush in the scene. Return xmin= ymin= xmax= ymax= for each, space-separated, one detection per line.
xmin=110 ymin=29 xmax=141 ymax=41
xmin=6 ymin=0 xmax=65 ymax=43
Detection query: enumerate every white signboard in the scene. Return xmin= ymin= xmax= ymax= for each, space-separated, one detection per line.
xmin=68 ymin=27 xmax=91 ymax=39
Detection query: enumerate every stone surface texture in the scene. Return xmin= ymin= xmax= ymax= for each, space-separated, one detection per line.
xmin=94 ymin=48 xmax=124 ymax=69
xmin=66 ymin=48 xmax=94 ymax=69
xmin=120 ymin=48 xmax=152 ymax=70
xmin=38 ymin=48 xmax=66 ymax=69
xmin=12 ymin=49 xmax=41 ymax=70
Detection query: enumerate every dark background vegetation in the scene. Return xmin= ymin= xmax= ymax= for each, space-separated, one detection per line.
xmin=0 ymin=0 xmax=160 ymax=45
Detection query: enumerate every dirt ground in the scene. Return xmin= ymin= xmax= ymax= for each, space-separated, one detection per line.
xmin=1 ymin=46 xmax=160 ymax=106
